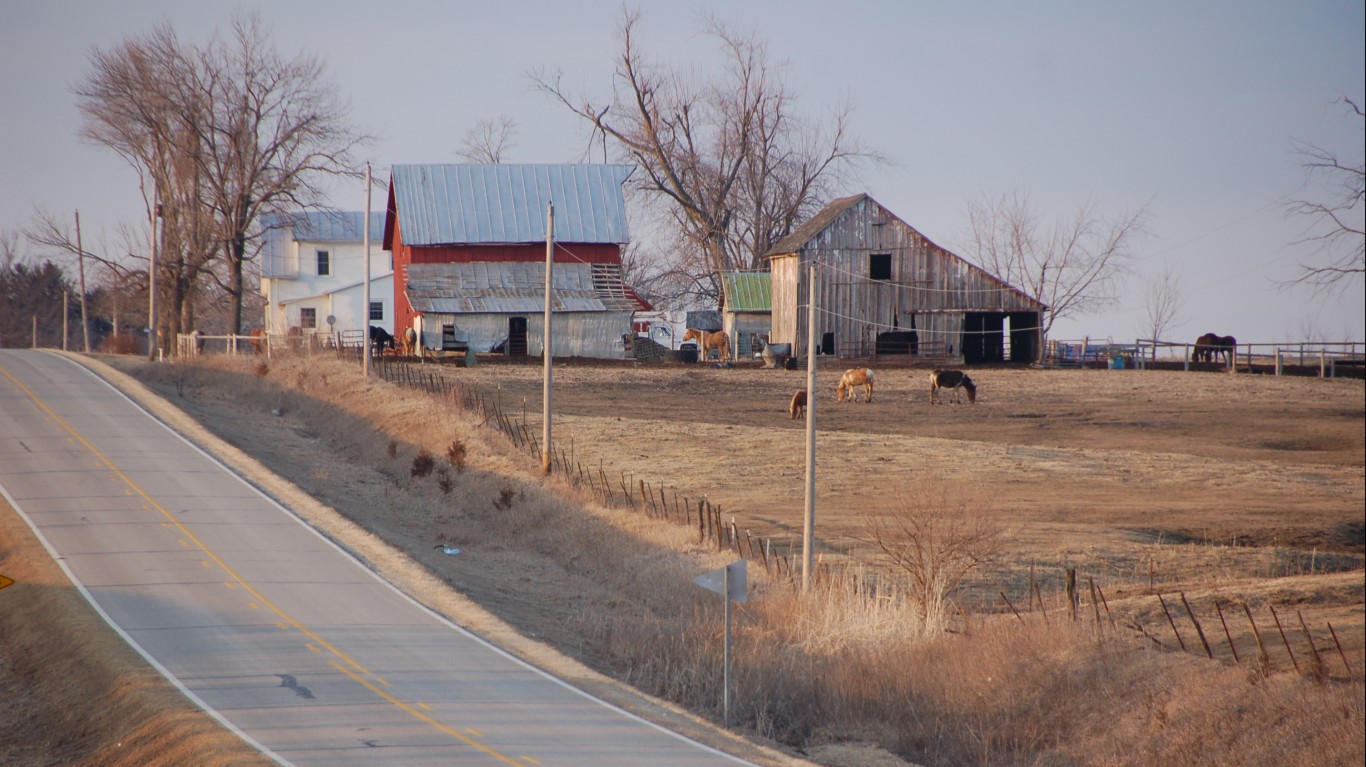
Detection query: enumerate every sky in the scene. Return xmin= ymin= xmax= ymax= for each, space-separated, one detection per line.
xmin=3 ymin=0 xmax=1363 ymax=345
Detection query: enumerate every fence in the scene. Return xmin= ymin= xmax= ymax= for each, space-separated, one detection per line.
xmin=175 ymin=330 xmax=368 ymax=361
xmin=998 ymin=566 xmax=1358 ymax=680
xmin=1047 ymin=337 xmax=1365 ymax=377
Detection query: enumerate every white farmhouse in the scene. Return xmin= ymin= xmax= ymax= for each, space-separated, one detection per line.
xmin=259 ymin=211 xmax=392 ymax=340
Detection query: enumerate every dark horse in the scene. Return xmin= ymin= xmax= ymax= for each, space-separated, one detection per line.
xmin=369 ymin=326 xmax=396 ymax=354
xmin=1193 ymin=333 xmax=1236 ymax=365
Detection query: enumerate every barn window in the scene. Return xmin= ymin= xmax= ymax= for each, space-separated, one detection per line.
xmin=299 ymin=307 xmax=317 ymax=329
xmin=869 ymin=253 xmax=892 ymax=281
xmin=369 ymin=301 xmax=384 ymax=321
xmin=316 ymin=249 xmax=331 ymax=276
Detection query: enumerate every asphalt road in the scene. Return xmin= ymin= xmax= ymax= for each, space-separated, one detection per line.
xmin=0 ymin=349 xmax=754 ymax=767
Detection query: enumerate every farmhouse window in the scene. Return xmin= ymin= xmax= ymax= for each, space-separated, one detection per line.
xmin=300 ymin=307 xmax=317 ymax=330
xmin=369 ymin=301 xmax=384 ymax=321
xmin=316 ymin=249 xmax=331 ymax=276
xmin=870 ymin=253 xmax=892 ymax=281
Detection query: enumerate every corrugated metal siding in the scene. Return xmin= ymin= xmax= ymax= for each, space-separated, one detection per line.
xmin=406 ymin=262 xmax=643 ymax=313
xmin=391 ymin=164 xmax=635 ymax=245
xmin=418 ymin=311 xmax=630 ymax=357
xmin=769 ymin=196 xmax=1044 ymax=357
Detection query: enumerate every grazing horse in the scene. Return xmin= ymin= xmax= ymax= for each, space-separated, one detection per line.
xmin=789 ymin=389 xmax=808 ymax=419
xmin=1212 ymin=335 xmax=1236 ymax=366
xmin=836 ymin=368 xmax=875 ymax=403
xmin=402 ymin=326 xmax=418 ymax=357
xmin=369 ymin=326 xmax=396 ymax=355
xmin=930 ymin=369 xmax=977 ymax=404
xmin=682 ymin=328 xmax=730 ymax=362
xmin=1193 ymin=332 xmax=1220 ymax=363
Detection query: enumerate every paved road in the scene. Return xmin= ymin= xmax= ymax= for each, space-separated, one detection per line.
xmin=0 ymin=350 xmax=753 ymax=767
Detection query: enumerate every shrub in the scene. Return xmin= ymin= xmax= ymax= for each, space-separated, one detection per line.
xmin=446 ymin=440 xmax=467 ymax=472
xmin=410 ymin=449 xmax=435 ymax=478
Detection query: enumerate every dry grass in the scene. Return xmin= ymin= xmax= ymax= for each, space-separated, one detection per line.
xmin=22 ymin=350 xmax=1364 ymax=767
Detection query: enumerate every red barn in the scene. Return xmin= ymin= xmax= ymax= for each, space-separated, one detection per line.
xmin=383 ymin=164 xmax=650 ymax=358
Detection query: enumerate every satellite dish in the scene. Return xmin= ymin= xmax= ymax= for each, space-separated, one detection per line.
xmin=325 ymin=315 xmax=336 ymax=327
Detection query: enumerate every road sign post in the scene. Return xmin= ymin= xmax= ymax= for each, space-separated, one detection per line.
xmin=693 ymin=560 xmax=746 ymax=726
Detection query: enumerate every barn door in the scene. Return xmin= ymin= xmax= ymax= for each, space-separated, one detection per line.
xmin=507 ymin=317 xmax=528 ymax=356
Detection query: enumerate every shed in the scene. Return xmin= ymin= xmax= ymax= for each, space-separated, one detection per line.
xmin=764 ymin=194 xmax=1046 ymax=363
xmin=383 ymin=164 xmax=651 ymax=358
xmin=719 ymin=271 xmax=773 ymax=359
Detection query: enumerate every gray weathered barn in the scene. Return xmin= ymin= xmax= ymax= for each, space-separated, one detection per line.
xmin=765 ymin=194 xmax=1046 ymax=363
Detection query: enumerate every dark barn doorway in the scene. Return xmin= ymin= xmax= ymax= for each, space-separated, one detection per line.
xmin=962 ymin=313 xmax=1005 ymax=364
xmin=507 ymin=316 xmax=528 ymax=356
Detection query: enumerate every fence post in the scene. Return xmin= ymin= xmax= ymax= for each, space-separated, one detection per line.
xmin=1065 ymin=568 xmax=1078 ymax=621
xmin=1269 ymin=605 xmax=1300 ymax=674
xmin=1243 ymin=603 xmax=1271 ymax=672
xmin=1180 ymin=592 xmax=1214 ymax=658
xmin=1275 ymin=349 xmax=1283 ymax=377
xmin=1158 ymin=594 xmax=1187 ymax=651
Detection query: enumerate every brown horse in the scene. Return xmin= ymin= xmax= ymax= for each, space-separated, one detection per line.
xmin=1193 ymin=333 xmax=1236 ymax=365
xmin=930 ymin=369 xmax=977 ymax=404
xmin=836 ymin=368 xmax=875 ymax=403
xmin=682 ymin=328 xmax=730 ymax=362
xmin=1193 ymin=333 xmax=1219 ymax=363
xmin=1212 ymin=335 xmax=1236 ymax=365
xmin=249 ymin=327 xmax=267 ymax=354
xmin=789 ymin=389 xmax=808 ymax=419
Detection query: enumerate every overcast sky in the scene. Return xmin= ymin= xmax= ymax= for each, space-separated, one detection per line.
xmin=4 ymin=1 xmax=1363 ymax=344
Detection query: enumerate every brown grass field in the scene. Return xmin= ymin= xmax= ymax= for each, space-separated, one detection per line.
xmin=3 ymin=350 xmax=1363 ymax=767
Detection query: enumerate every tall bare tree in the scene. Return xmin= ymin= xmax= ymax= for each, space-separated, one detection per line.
xmin=1140 ymin=262 xmax=1186 ymax=354
xmin=455 ymin=116 xmax=518 ymax=163
xmin=1286 ymin=97 xmax=1364 ymax=290
xmin=963 ymin=189 xmax=1150 ymax=339
xmin=73 ymin=13 xmax=367 ymax=337
xmin=532 ymin=9 xmax=874 ymax=308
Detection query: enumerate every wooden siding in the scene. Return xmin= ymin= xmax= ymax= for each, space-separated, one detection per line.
xmin=769 ymin=196 xmax=1043 ymax=358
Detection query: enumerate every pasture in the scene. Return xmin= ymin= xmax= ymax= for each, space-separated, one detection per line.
xmin=448 ymin=359 xmax=1363 ymax=565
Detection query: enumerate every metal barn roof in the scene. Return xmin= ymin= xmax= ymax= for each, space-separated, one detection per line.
xmin=262 ymin=211 xmax=387 ymax=242
xmin=406 ymin=262 xmax=649 ymax=314
xmin=390 ymin=164 xmax=635 ymax=246
xmin=720 ymin=272 xmax=772 ymax=312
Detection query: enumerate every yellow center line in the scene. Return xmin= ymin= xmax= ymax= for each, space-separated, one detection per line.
xmin=330 ymin=661 xmax=523 ymax=766
xmin=2 ymin=364 xmax=523 ymax=763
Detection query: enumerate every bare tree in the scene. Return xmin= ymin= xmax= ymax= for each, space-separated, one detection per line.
xmin=1286 ymin=97 xmax=1364 ymax=291
xmin=455 ymin=116 xmax=518 ymax=163
xmin=964 ymin=189 xmax=1151 ymax=339
xmin=73 ymin=13 xmax=367 ymax=337
xmin=1141 ymin=262 xmax=1186 ymax=354
xmin=861 ymin=479 xmax=1003 ymax=636
xmin=532 ymin=9 xmax=875 ymax=308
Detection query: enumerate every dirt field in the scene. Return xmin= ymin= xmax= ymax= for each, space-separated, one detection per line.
xmin=4 ymin=351 xmax=1363 ymax=767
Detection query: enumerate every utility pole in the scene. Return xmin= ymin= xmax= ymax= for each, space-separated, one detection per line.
xmin=542 ymin=201 xmax=555 ymax=476
xmin=802 ymin=261 xmax=818 ymax=592
xmin=75 ymin=210 xmax=90 ymax=352
xmin=147 ymin=179 xmax=159 ymax=362
xmin=363 ymin=162 xmax=372 ymax=377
